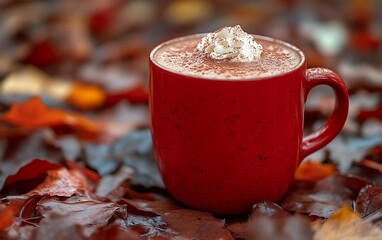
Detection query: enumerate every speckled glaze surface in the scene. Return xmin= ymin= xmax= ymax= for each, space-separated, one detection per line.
xmin=149 ymin=35 xmax=349 ymax=215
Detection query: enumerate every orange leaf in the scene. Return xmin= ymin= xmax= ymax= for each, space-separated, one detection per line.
xmin=67 ymin=83 xmax=106 ymax=110
xmin=295 ymin=162 xmax=336 ymax=182
xmin=0 ymin=205 xmax=13 ymax=231
xmin=1 ymin=96 xmax=100 ymax=133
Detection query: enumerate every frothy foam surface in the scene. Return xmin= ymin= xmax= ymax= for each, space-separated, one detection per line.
xmin=153 ymin=36 xmax=303 ymax=79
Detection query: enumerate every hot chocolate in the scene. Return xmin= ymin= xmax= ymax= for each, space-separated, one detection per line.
xmin=152 ymin=35 xmax=303 ymax=79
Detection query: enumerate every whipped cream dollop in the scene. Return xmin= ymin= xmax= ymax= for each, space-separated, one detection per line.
xmin=197 ymin=25 xmax=263 ymax=62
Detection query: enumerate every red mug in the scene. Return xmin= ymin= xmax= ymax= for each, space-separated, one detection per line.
xmin=149 ymin=34 xmax=349 ymax=215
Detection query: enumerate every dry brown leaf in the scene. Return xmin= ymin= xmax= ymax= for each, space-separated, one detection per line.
xmin=312 ymin=204 xmax=382 ymax=240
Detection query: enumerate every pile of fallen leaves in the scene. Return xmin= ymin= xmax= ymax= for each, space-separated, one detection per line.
xmin=1 ymin=97 xmax=382 ymax=240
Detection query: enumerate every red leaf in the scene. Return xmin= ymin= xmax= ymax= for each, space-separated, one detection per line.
xmin=27 ymin=168 xmax=93 ymax=197
xmin=1 ymin=159 xmax=61 ymax=195
xmin=21 ymin=40 xmax=60 ymax=68
xmin=88 ymin=3 xmax=117 ymax=36
xmin=356 ymin=103 xmax=382 ymax=123
xmin=105 ymin=86 xmax=149 ymax=106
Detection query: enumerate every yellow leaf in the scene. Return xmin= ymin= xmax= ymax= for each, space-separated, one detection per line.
xmin=312 ymin=204 xmax=382 ymax=240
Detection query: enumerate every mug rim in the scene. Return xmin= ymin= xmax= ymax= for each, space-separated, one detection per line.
xmin=150 ymin=33 xmax=306 ymax=81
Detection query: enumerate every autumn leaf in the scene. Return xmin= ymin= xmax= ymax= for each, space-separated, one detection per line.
xmin=295 ymin=162 xmax=336 ymax=182
xmin=162 ymin=209 xmax=234 ymax=240
xmin=67 ymin=82 xmax=106 ymax=110
xmin=0 ymin=159 xmax=61 ymax=196
xmin=122 ymin=198 xmax=182 ymax=216
xmin=36 ymin=197 xmax=121 ymax=237
xmin=1 ymin=96 xmax=101 ymax=133
xmin=250 ymin=200 xmax=290 ymax=219
xmin=0 ymin=195 xmax=43 ymax=237
xmin=354 ymin=185 xmax=382 ymax=228
xmin=21 ymin=40 xmax=60 ymax=68
xmin=356 ymin=104 xmax=382 ymax=123
xmin=105 ymin=86 xmax=149 ymax=106
xmin=312 ymin=204 xmax=382 ymax=240
xmin=27 ymin=168 xmax=93 ymax=197
xmin=280 ymin=174 xmax=367 ymax=218
xmin=364 ymin=145 xmax=382 ymax=163
xmin=0 ymin=205 xmax=13 ymax=231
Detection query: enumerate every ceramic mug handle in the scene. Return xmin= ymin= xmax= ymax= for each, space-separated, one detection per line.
xmin=300 ymin=68 xmax=349 ymax=161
